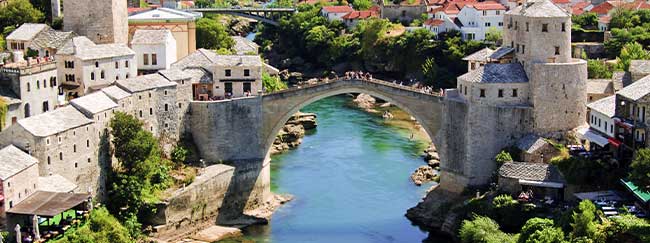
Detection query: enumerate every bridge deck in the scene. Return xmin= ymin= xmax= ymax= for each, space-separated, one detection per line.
xmin=188 ymin=8 xmax=296 ymax=12
xmin=263 ymin=78 xmax=442 ymax=97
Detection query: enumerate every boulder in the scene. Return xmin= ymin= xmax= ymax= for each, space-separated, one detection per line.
xmin=410 ymin=165 xmax=436 ymax=186
xmin=353 ymin=93 xmax=376 ymax=109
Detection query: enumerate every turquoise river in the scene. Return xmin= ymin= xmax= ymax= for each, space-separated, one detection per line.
xmin=237 ymin=95 xmax=444 ymax=243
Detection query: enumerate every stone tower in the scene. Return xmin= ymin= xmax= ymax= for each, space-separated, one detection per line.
xmin=503 ymin=0 xmax=587 ymax=134
xmin=63 ymin=0 xmax=129 ymax=45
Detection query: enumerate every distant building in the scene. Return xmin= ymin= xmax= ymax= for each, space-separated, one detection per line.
xmin=321 ymin=5 xmax=354 ymax=22
xmin=613 ymin=75 xmax=650 ymax=152
xmin=63 ymin=0 xmax=129 ymax=44
xmin=128 ymin=7 xmax=202 ymax=60
xmin=462 ymin=47 xmax=494 ymax=71
xmin=131 ymin=29 xmax=178 ymax=73
xmin=0 ymin=145 xmax=39 ymax=225
xmin=379 ymin=0 xmax=427 ymax=23
xmin=587 ymin=79 xmax=615 ymax=102
xmin=498 ymin=162 xmax=566 ymax=200
xmin=5 ymin=23 xmax=73 ymax=60
xmin=342 ymin=10 xmax=380 ymax=28
xmin=629 ymin=60 xmax=650 ymax=82
xmin=56 ymin=36 xmax=137 ymax=99
xmin=584 ymin=95 xmax=616 ymax=150
xmin=455 ymin=1 xmax=506 ymax=40
xmin=515 ymin=134 xmax=559 ymax=163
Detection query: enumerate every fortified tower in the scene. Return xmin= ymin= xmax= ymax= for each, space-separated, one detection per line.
xmin=63 ymin=0 xmax=129 ymax=45
xmin=504 ymin=0 xmax=587 ymax=133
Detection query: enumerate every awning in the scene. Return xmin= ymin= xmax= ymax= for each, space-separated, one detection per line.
xmin=577 ymin=127 xmax=610 ymax=147
xmin=519 ymin=179 xmax=564 ymax=189
xmin=608 ymin=138 xmax=622 ymax=147
xmin=7 ymin=191 xmax=90 ymax=217
xmin=574 ymin=190 xmax=623 ymax=201
xmin=621 ymin=179 xmax=650 ymax=203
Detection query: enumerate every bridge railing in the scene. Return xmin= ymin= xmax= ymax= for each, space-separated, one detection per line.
xmin=263 ymin=78 xmax=442 ymax=97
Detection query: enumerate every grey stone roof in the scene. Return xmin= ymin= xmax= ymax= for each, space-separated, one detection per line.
xmin=170 ymin=49 xmax=218 ymax=70
xmin=116 ymin=73 xmax=176 ymax=93
xmin=232 ymin=36 xmax=259 ymax=55
xmin=18 ymin=106 xmax=93 ymax=137
xmin=629 ymin=60 xmax=650 ymax=75
xmin=57 ymin=36 xmax=135 ymax=60
xmin=617 ymin=75 xmax=650 ymax=101
xmin=101 ymin=85 xmax=131 ymax=101
xmin=489 ymin=46 xmax=514 ymax=60
xmin=458 ymin=63 xmax=528 ymax=83
xmin=131 ymin=29 xmax=173 ymax=45
xmin=463 ymin=47 xmax=494 ymax=61
xmin=38 ymin=174 xmax=77 ymax=192
xmin=211 ymin=55 xmax=263 ymax=67
xmin=6 ymin=23 xmax=48 ymax=41
xmin=158 ymin=68 xmax=193 ymax=81
xmin=29 ymin=29 xmax=74 ymax=50
xmin=0 ymin=145 xmax=37 ymax=180
xmin=587 ymin=79 xmax=614 ymax=94
xmin=499 ymin=162 xmax=566 ymax=183
xmin=507 ymin=0 xmax=570 ymax=18
xmin=516 ymin=134 xmax=550 ymax=153
xmin=70 ymin=91 xmax=118 ymax=115
xmin=587 ymin=95 xmax=615 ymax=117
xmin=183 ymin=68 xmax=213 ymax=84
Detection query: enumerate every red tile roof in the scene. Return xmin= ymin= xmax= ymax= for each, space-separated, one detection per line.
xmin=342 ymin=10 xmax=379 ymax=19
xmin=590 ymin=1 xmax=617 ymax=15
xmin=128 ymin=7 xmax=152 ymax=14
xmin=322 ymin=5 xmax=354 ymax=13
xmin=599 ymin=15 xmax=611 ymax=23
xmin=572 ymin=1 xmax=590 ymax=15
xmin=466 ymin=1 xmax=506 ymax=10
xmin=552 ymin=0 xmax=571 ymax=4
xmin=424 ymin=18 xmax=445 ymax=26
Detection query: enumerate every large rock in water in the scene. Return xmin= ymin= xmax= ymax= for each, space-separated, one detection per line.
xmin=270 ymin=112 xmax=318 ymax=155
xmin=411 ymin=165 xmax=436 ymax=186
xmin=353 ymin=93 xmax=376 ymax=109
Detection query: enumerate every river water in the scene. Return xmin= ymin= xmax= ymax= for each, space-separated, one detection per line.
xmin=237 ymin=95 xmax=438 ymax=243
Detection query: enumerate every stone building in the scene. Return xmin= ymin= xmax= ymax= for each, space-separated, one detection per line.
xmin=5 ymin=23 xmax=73 ymax=60
xmin=498 ymin=162 xmax=566 ymax=200
xmin=613 ymin=75 xmax=650 ymax=152
xmin=587 ymin=79 xmax=615 ymax=103
xmin=379 ymin=0 xmax=427 ymax=23
xmin=232 ymin=36 xmax=259 ymax=55
xmin=515 ymin=134 xmax=559 ymax=163
xmin=582 ymin=95 xmax=616 ymax=150
xmin=130 ymin=29 xmax=178 ymax=73
xmin=56 ymin=36 xmax=137 ymax=99
xmin=0 ymin=145 xmax=39 ymax=226
xmin=63 ymin=0 xmax=129 ymax=45
xmin=455 ymin=1 xmax=506 ymax=40
xmin=0 ymin=60 xmax=61 ymax=131
xmin=128 ymin=8 xmax=201 ymax=60
xmin=437 ymin=0 xmax=587 ymax=188
xmin=171 ymin=49 xmax=279 ymax=100
xmin=462 ymin=47 xmax=494 ymax=71
xmin=629 ymin=60 xmax=650 ymax=82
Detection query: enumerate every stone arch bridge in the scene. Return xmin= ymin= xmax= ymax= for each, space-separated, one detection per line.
xmin=188 ymin=8 xmax=296 ymax=26
xmin=188 ymin=78 xmax=488 ymax=220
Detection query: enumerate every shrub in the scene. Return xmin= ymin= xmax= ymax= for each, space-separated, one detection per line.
xmin=495 ymin=151 xmax=514 ymax=164
xmin=459 ymin=215 xmax=517 ymax=243
xmin=171 ymin=146 xmax=189 ymax=164
xmin=519 ymin=218 xmax=557 ymax=243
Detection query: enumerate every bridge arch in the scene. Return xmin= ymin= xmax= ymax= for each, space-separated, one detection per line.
xmin=261 ymin=79 xmax=444 ymax=159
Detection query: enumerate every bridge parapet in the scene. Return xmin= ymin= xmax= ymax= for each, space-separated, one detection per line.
xmin=263 ymin=78 xmax=443 ymax=97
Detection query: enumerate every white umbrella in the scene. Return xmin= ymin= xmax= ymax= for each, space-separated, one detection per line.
xmin=14 ymin=224 xmax=21 ymax=243
xmin=32 ymin=215 xmax=40 ymax=241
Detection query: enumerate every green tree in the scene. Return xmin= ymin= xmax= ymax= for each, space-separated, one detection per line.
xmin=519 ymin=218 xmax=557 ymax=243
xmin=630 ymin=148 xmax=650 ymax=192
xmin=616 ymin=42 xmax=650 ymax=71
xmin=422 ymin=57 xmax=438 ymax=84
xmin=572 ymin=12 xmax=598 ymax=29
xmin=527 ymin=227 xmax=566 ymax=243
xmin=587 ymin=59 xmax=613 ymax=79
xmin=195 ymin=0 xmax=213 ymax=7
xmin=262 ymin=73 xmax=287 ymax=92
xmin=495 ymin=150 xmax=513 ymax=164
xmin=459 ymin=215 xmax=516 ymax=243
xmin=52 ymin=207 xmax=133 ymax=243
xmin=0 ymin=34 xmax=4 ymax=52
xmin=0 ymin=0 xmax=44 ymax=31
xmin=196 ymin=17 xmax=235 ymax=51
xmin=352 ymin=0 xmax=372 ymax=10
xmin=485 ymin=27 xmax=503 ymax=44
xmin=571 ymin=200 xmax=598 ymax=239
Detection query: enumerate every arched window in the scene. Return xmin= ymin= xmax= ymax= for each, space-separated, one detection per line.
xmin=47 ymin=156 xmax=51 ymax=165
xmin=36 ymin=80 xmax=40 ymax=89
xmin=91 ymin=72 xmax=95 ymax=80
xmin=73 ymin=144 xmax=76 ymax=153
xmin=95 ymin=61 xmax=99 ymax=67
xmin=101 ymin=70 xmax=105 ymax=79
xmin=24 ymin=103 xmax=30 ymax=118
xmin=59 ymin=152 xmax=63 ymax=160
xmin=165 ymin=104 xmax=168 ymax=111
xmin=27 ymin=82 xmax=31 ymax=92
xmin=42 ymin=101 xmax=49 ymax=112
xmin=43 ymin=79 xmax=47 ymax=88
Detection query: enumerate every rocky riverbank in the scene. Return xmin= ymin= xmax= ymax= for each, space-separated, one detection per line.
xmin=269 ymin=112 xmax=318 ymax=155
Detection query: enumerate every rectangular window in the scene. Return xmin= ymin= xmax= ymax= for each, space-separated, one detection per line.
xmin=464 ymin=86 xmax=467 ymax=95
xmin=516 ymin=44 xmax=520 ymax=53
xmin=496 ymin=10 xmax=500 ymax=15
xmin=225 ymin=69 xmax=232 ymax=77
xmin=480 ymin=89 xmax=486 ymax=98
xmin=498 ymin=22 xmax=503 ymax=26
xmin=526 ymin=22 xmax=529 ymax=31
xmin=125 ymin=60 xmax=129 ymax=68
xmin=485 ymin=22 xmax=490 ymax=27
xmin=515 ymin=21 xmax=518 ymax=30
xmin=542 ymin=23 xmax=548 ymax=32
xmin=225 ymin=82 xmax=233 ymax=95
xmin=244 ymin=69 xmax=250 ymax=77
xmin=243 ymin=82 xmax=252 ymax=93
xmin=152 ymin=54 xmax=157 ymax=65
xmin=143 ymin=54 xmax=149 ymax=65
xmin=512 ymin=89 xmax=518 ymax=97
xmin=115 ymin=62 xmax=119 ymax=68
xmin=498 ymin=89 xmax=503 ymax=97
xmin=483 ymin=10 xmax=487 ymax=16
xmin=522 ymin=45 xmax=526 ymax=54
xmin=555 ymin=46 xmax=560 ymax=55
xmin=561 ymin=22 xmax=566 ymax=32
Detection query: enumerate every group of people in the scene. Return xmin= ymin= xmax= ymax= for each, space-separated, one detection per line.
xmin=343 ymin=71 xmax=373 ymax=81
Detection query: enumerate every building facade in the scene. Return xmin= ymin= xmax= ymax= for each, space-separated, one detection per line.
xmin=128 ymin=8 xmax=201 ymax=60
xmin=131 ymin=29 xmax=178 ymax=73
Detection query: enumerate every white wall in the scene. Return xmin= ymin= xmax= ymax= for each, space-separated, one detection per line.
xmin=589 ymin=110 xmax=614 ymax=138
xmin=133 ymin=36 xmax=177 ymax=71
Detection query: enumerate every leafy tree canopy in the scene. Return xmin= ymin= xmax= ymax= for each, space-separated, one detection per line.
xmin=196 ymin=17 xmax=235 ymax=51
xmin=630 ymin=148 xmax=650 ymax=192
xmin=0 ymin=0 xmax=44 ymax=31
